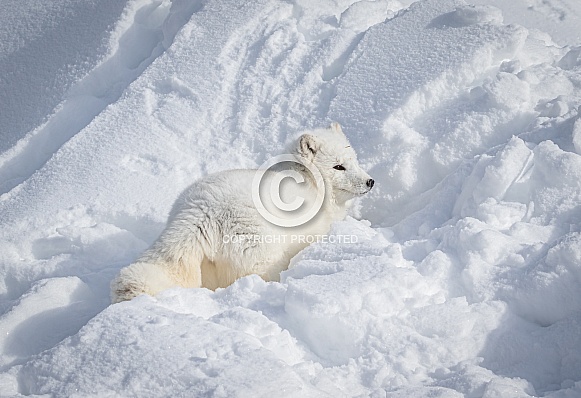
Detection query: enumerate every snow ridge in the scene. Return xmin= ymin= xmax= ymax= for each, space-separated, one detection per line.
xmin=0 ymin=0 xmax=202 ymax=195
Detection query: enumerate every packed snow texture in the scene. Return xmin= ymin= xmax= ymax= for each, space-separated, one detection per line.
xmin=1 ymin=0 xmax=581 ymax=396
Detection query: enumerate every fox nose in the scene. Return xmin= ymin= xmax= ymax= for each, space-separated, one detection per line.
xmin=366 ymin=178 xmax=374 ymax=189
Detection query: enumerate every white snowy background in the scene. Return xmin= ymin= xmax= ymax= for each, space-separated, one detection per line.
xmin=1 ymin=0 xmax=581 ymax=396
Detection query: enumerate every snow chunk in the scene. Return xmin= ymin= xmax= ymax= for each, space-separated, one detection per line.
xmin=452 ymin=5 xmax=503 ymax=26
xmin=429 ymin=5 xmax=503 ymax=28
xmin=339 ymin=0 xmax=402 ymax=32
xmin=573 ymin=116 xmax=581 ymax=154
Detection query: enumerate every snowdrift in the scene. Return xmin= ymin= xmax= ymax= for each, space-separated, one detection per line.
xmin=1 ymin=0 xmax=581 ymax=396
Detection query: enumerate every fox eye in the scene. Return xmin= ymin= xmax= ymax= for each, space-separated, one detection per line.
xmin=333 ymin=165 xmax=346 ymax=171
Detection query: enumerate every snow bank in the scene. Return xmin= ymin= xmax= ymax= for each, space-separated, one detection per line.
xmin=1 ymin=0 xmax=581 ymax=396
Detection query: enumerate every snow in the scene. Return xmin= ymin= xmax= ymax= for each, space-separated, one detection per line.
xmin=1 ymin=0 xmax=581 ymax=396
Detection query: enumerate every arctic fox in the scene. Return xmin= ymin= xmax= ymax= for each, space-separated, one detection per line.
xmin=111 ymin=123 xmax=374 ymax=303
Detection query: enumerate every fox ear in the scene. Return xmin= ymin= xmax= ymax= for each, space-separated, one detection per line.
xmin=329 ymin=122 xmax=343 ymax=134
xmin=298 ymin=134 xmax=319 ymax=160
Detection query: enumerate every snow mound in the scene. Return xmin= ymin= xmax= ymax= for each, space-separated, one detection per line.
xmin=1 ymin=0 xmax=581 ymax=396
xmin=447 ymin=5 xmax=503 ymax=27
